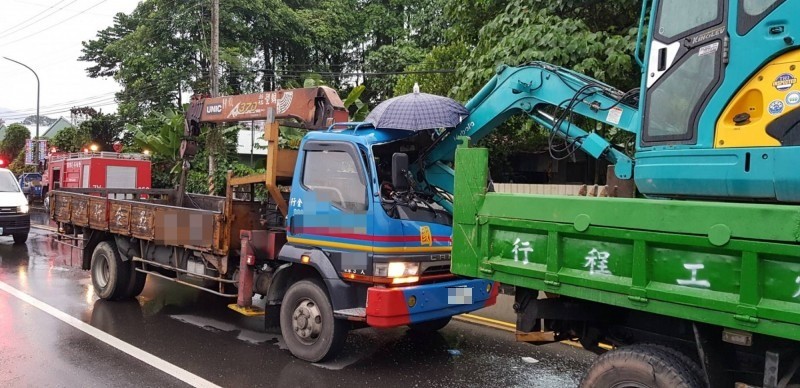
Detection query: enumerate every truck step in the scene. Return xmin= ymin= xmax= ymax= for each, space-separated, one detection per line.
xmin=227 ymin=304 xmax=265 ymax=317
xmin=334 ymin=307 xmax=367 ymax=320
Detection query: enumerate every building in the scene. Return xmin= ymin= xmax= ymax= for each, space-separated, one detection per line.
xmin=236 ymin=128 xmax=269 ymax=167
xmin=40 ymin=117 xmax=74 ymax=139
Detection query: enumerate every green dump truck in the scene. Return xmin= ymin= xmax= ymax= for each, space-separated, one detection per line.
xmin=435 ymin=0 xmax=800 ymax=385
xmin=453 ymin=144 xmax=800 ymax=387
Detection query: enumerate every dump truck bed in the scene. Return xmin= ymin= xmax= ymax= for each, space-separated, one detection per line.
xmin=452 ymin=145 xmax=800 ymax=342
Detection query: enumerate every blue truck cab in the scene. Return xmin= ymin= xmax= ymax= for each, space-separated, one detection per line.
xmin=271 ymin=123 xmax=496 ymax=361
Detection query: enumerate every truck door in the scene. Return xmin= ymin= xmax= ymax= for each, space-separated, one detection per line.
xmin=288 ymin=141 xmax=373 ymax=275
xmin=641 ymin=0 xmax=726 ymax=146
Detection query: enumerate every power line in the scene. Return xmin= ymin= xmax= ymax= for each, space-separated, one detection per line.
xmin=0 ymin=0 xmax=73 ymax=39
xmin=0 ymin=101 xmax=118 ymax=122
xmin=8 ymin=0 xmax=119 ymax=18
xmin=0 ymin=0 xmax=110 ymax=48
xmin=3 ymin=93 xmax=118 ymax=116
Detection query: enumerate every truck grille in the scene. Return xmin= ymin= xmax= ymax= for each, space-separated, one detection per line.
xmin=0 ymin=218 xmax=30 ymax=228
xmin=0 ymin=206 xmax=17 ymax=214
xmin=421 ymin=263 xmax=451 ymax=275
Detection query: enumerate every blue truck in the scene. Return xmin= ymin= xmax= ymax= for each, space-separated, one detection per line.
xmin=50 ymin=87 xmax=498 ymax=362
xmin=18 ymin=172 xmax=43 ymax=203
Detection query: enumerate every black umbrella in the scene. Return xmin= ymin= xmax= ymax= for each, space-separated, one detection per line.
xmin=365 ymin=84 xmax=468 ymax=131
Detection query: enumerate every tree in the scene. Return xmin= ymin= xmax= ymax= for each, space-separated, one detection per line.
xmin=0 ymin=123 xmax=30 ymax=164
xmin=78 ymin=112 xmax=123 ymax=151
xmin=21 ymin=115 xmax=56 ymax=127
xmin=50 ymin=126 xmax=91 ymax=153
xmin=128 ymin=109 xmax=184 ymax=188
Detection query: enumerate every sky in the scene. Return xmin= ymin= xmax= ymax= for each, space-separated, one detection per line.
xmin=0 ymin=0 xmax=142 ymax=128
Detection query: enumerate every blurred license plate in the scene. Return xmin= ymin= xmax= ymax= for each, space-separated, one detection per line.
xmin=447 ymin=286 xmax=473 ymax=305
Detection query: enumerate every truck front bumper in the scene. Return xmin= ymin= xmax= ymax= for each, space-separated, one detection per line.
xmin=0 ymin=214 xmax=30 ymax=235
xmin=365 ymin=279 xmax=498 ymax=328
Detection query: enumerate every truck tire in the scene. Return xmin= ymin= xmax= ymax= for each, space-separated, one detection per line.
xmin=123 ymin=262 xmax=147 ymax=299
xmin=13 ymin=233 xmax=28 ymax=244
xmin=91 ymin=241 xmax=131 ymax=300
xmin=580 ymin=344 xmax=704 ymax=388
xmin=408 ymin=316 xmax=452 ymax=333
xmin=280 ymin=279 xmax=348 ymax=362
xmin=646 ymin=344 xmax=707 ymax=387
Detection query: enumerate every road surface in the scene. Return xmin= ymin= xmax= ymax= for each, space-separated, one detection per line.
xmin=0 ymin=227 xmax=596 ymax=387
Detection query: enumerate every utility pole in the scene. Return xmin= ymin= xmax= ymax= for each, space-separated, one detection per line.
xmin=210 ymin=0 xmax=219 ymax=98
xmin=208 ymin=0 xmax=220 ymax=194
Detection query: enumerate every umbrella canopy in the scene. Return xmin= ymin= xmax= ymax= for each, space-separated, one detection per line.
xmin=365 ymin=84 xmax=468 ymax=131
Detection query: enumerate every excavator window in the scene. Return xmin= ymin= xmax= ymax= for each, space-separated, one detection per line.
xmin=644 ymin=51 xmax=718 ymax=141
xmin=656 ymin=0 xmax=720 ymax=39
xmin=743 ymin=0 xmax=779 ymax=15
xmin=738 ymin=0 xmax=785 ymax=35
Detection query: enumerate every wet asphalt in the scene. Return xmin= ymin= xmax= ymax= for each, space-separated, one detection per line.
xmin=0 ymin=218 xmax=595 ymax=387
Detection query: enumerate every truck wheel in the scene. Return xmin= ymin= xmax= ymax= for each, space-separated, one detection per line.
xmin=12 ymin=233 xmax=28 ymax=244
xmin=123 ymin=262 xmax=147 ymax=299
xmin=280 ymin=279 xmax=348 ymax=362
xmin=408 ymin=316 xmax=451 ymax=333
xmin=91 ymin=241 xmax=131 ymax=300
xmin=580 ymin=344 xmax=704 ymax=388
xmin=646 ymin=344 xmax=707 ymax=387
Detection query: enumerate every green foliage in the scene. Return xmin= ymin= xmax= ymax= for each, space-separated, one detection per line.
xmin=78 ymin=0 xmax=642 ymax=184
xmin=128 ymin=109 xmax=184 ymax=188
xmin=445 ymin=0 xmax=640 ymax=180
xmin=0 ymin=124 xmax=30 ymax=164
xmin=78 ymin=112 xmax=124 ymax=151
xmin=394 ymin=43 xmax=469 ymax=96
xmin=8 ymin=149 xmax=38 ymax=175
xmin=50 ymin=126 xmax=91 ymax=153
xmin=454 ymin=0 xmax=639 ymax=102
xmin=364 ymin=41 xmax=425 ymax=102
xmin=278 ymin=127 xmax=306 ymax=150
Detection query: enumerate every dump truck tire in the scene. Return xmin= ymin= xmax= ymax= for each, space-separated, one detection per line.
xmin=408 ymin=317 xmax=451 ymax=333
xmin=280 ymin=279 xmax=348 ymax=362
xmin=645 ymin=344 xmax=707 ymax=387
xmin=580 ymin=344 xmax=704 ymax=388
xmin=91 ymin=241 xmax=131 ymax=300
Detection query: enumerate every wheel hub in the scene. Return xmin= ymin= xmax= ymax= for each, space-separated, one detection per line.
xmin=94 ymin=254 xmax=110 ymax=288
xmin=292 ymin=299 xmax=322 ymax=344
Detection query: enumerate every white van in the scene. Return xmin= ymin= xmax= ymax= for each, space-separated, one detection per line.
xmin=0 ymin=168 xmax=30 ymax=244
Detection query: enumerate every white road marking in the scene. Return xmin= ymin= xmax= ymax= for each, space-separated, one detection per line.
xmin=0 ymin=280 xmax=221 ymax=388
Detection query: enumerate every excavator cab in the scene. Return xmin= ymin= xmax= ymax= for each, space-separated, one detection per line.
xmin=635 ymin=0 xmax=800 ymax=202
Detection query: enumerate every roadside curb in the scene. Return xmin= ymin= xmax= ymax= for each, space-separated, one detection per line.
xmin=31 ymin=223 xmax=58 ymax=233
xmin=454 ymin=313 xmax=515 ymax=332
xmin=455 ymin=313 xmax=611 ymax=351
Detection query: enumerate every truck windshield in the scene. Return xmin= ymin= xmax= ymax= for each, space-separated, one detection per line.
xmin=0 ymin=172 xmax=20 ymax=192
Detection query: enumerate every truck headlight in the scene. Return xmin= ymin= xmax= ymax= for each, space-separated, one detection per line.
xmin=374 ymin=262 xmax=420 ymax=278
xmin=17 ymin=204 xmax=29 ymax=214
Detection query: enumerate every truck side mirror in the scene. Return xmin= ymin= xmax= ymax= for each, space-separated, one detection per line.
xmin=392 ymin=153 xmax=409 ymax=192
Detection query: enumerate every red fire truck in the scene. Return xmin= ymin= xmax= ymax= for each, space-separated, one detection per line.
xmin=43 ymin=152 xmax=152 ymax=200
